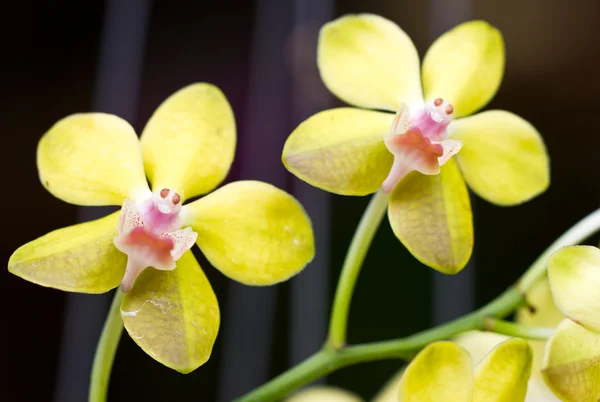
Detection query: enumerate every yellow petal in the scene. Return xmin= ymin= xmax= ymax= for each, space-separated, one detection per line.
xmin=542 ymin=319 xmax=600 ymax=402
xmin=318 ymin=14 xmax=422 ymax=111
xmin=141 ymin=83 xmax=236 ymax=201
xmin=422 ymin=21 xmax=504 ymax=118
xmin=8 ymin=212 xmax=125 ymax=293
xmin=547 ymin=245 xmax=600 ymax=333
xmin=388 ymin=159 xmax=473 ymax=274
xmin=399 ymin=341 xmax=473 ymax=402
xmin=451 ymin=111 xmax=549 ymax=205
xmin=283 ymin=108 xmax=393 ymax=196
xmin=38 ymin=113 xmax=148 ymax=206
xmin=121 ymin=251 xmax=219 ymax=373
xmin=285 ymin=386 xmax=363 ymax=402
xmin=473 ymin=338 xmax=533 ymax=402
xmin=182 ymin=181 xmax=314 ymax=285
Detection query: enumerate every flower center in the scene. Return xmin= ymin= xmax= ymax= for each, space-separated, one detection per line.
xmin=382 ymin=98 xmax=462 ymax=193
xmin=391 ymin=98 xmax=454 ymax=140
xmin=113 ymin=188 xmax=197 ymax=292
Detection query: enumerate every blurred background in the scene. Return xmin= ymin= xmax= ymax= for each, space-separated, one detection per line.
xmin=1 ymin=0 xmax=599 ymax=401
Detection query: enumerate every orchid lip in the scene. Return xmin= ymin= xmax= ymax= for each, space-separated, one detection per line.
xmin=113 ymin=188 xmax=197 ymax=292
xmin=382 ymin=98 xmax=462 ymax=193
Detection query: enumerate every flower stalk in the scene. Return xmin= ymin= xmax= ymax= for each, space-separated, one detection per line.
xmin=483 ymin=317 xmax=554 ymax=341
xmin=234 ymin=207 xmax=600 ymax=402
xmin=89 ymin=289 xmax=124 ymax=402
xmin=328 ymin=190 xmax=390 ymax=349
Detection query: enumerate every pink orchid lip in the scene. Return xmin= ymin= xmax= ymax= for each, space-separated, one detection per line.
xmin=113 ymin=188 xmax=197 ymax=292
xmin=382 ymin=98 xmax=463 ymax=193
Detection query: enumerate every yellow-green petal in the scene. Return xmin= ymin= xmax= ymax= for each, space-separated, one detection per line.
xmin=388 ymin=159 xmax=473 ymax=274
xmin=542 ymin=319 xmax=600 ymax=402
xmin=422 ymin=20 xmax=504 ymax=118
xmin=38 ymin=113 xmax=148 ymax=206
xmin=399 ymin=341 xmax=473 ymax=402
xmin=283 ymin=108 xmax=393 ymax=196
xmin=318 ymin=14 xmax=422 ymax=111
xmin=451 ymin=111 xmax=549 ymax=205
xmin=8 ymin=212 xmax=125 ymax=293
xmin=473 ymin=338 xmax=533 ymax=402
xmin=285 ymin=386 xmax=363 ymax=402
xmin=121 ymin=251 xmax=219 ymax=373
xmin=372 ymin=368 xmax=405 ymax=402
xmin=141 ymin=83 xmax=236 ymax=201
xmin=182 ymin=181 xmax=314 ymax=285
xmin=547 ymin=245 xmax=600 ymax=333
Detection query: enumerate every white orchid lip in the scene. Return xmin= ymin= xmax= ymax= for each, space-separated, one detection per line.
xmin=113 ymin=188 xmax=197 ymax=292
xmin=382 ymin=98 xmax=462 ymax=193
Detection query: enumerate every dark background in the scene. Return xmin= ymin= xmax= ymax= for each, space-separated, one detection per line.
xmin=1 ymin=0 xmax=599 ymax=401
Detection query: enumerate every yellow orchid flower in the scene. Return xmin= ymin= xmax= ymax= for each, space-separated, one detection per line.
xmin=8 ymin=82 xmax=315 ymax=373
xmin=287 ymin=338 xmax=532 ymax=402
xmin=542 ymin=245 xmax=600 ymax=401
xmin=282 ymin=14 xmax=549 ymax=273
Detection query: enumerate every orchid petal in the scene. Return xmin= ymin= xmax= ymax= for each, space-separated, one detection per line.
xmin=182 ymin=181 xmax=314 ymax=285
xmin=37 ymin=113 xmax=148 ymax=206
xmin=283 ymin=108 xmax=393 ymax=196
xmin=542 ymin=319 xmax=600 ymax=402
xmin=121 ymin=251 xmax=219 ymax=373
xmin=318 ymin=14 xmax=422 ymax=111
xmin=473 ymin=338 xmax=533 ymax=402
xmin=141 ymin=83 xmax=236 ymax=201
xmin=399 ymin=341 xmax=473 ymax=402
xmin=422 ymin=21 xmax=504 ymax=118
xmin=8 ymin=212 xmax=125 ymax=293
xmin=388 ymin=159 xmax=473 ymax=274
xmin=547 ymin=245 xmax=600 ymax=332
xmin=451 ymin=111 xmax=549 ymax=205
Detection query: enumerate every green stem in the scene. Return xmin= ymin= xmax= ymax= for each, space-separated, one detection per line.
xmin=519 ymin=208 xmax=600 ymax=291
xmin=89 ymin=289 xmax=124 ymax=402
xmin=328 ymin=190 xmax=390 ymax=349
xmin=235 ymin=349 xmax=336 ymax=402
xmin=235 ymin=287 xmax=520 ymax=402
xmin=235 ymin=207 xmax=600 ymax=402
xmin=483 ymin=317 xmax=554 ymax=341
